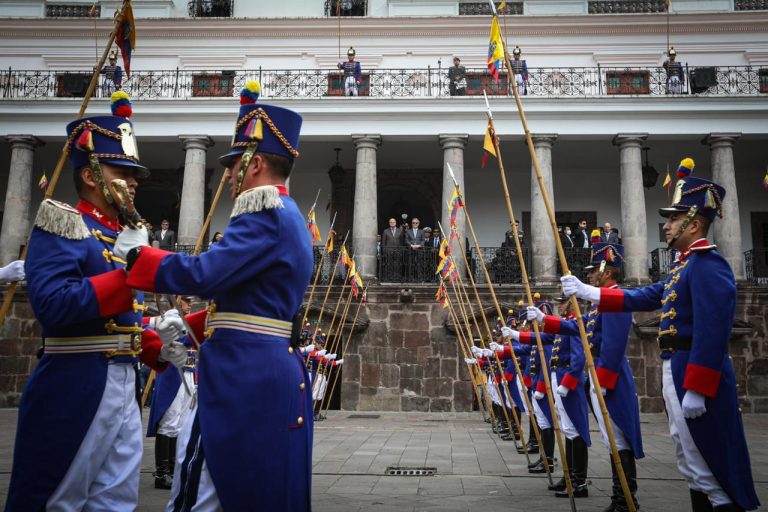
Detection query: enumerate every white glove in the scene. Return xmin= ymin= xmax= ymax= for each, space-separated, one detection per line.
xmin=159 ymin=341 xmax=187 ymax=369
xmin=0 ymin=260 xmax=25 ymax=283
xmin=113 ymin=225 xmax=149 ymax=261
xmin=533 ymin=390 xmax=545 ymax=400
xmin=526 ymin=306 xmax=544 ymax=324
xmin=682 ymin=390 xmax=707 ymax=419
xmin=464 ymin=358 xmax=477 ymax=365
xmin=326 ymin=353 xmax=337 ymax=361
xmin=336 ymin=358 xmax=344 ymax=365
xmin=317 ymin=349 xmax=328 ymax=357
xmin=481 ymin=349 xmax=493 ymax=358
xmin=556 ymin=385 xmax=569 ymax=397
xmin=489 ymin=342 xmax=502 ymax=352
xmin=560 ymin=275 xmax=601 ymax=303
xmin=302 ymin=344 xmax=315 ymax=354
xmin=501 ymin=326 xmax=520 ymax=341
xmin=149 ymin=310 xmax=185 ymax=345
xmin=471 ymin=346 xmax=482 ymax=356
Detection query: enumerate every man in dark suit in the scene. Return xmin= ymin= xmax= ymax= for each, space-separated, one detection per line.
xmin=381 ymin=218 xmax=403 ymax=281
xmin=154 ymin=220 xmax=176 ymax=251
xmin=405 ymin=218 xmax=425 ymax=280
xmin=561 ymin=226 xmax=575 ymax=248
xmin=574 ymin=219 xmax=590 ymax=249
xmin=422 ymin=227 xmax=440 ymax=282
xmin=600 ymin=222 xmax=619 ymax=244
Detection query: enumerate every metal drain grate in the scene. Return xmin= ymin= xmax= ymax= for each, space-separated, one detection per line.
xmin=385 ymin=466 xmax=437 ymax=477
xmin=347 ymin=414 xmax=381 ymax=419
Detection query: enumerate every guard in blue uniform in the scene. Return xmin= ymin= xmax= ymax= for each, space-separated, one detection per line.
xmin=663 ymin=46 xmax=685 ymax=94
xmin=561 ymin=162 xmax=760 ymax=512
xmin=5 ymin=93 xmax=187 ymax=512
xmin=511 ymin=46 xmax=529 ymax=95
xmin=337 ymin=46 xmax=362 ymax=96
xmin=116 ymin=80 xmax=314 ymax=511
xmin=529 ymin=243 xmax=643 ymax=512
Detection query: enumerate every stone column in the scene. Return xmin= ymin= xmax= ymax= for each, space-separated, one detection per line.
xmin=530 ymin=134 xmax=558 ymax=284
xmin=0 ymin=135 xmax=43 ymax=266
xmin=704 ymin=133 xmax=743 ymax=280
xmin=613 ymin=133 xmax=649 ymax=285
xmin=352 ymin=135 xmax=381 ymax=278
xmin=177 ymin=136 xmax=214 ymax=247
xmin=439 ymin=134 xmax=469 ymax=275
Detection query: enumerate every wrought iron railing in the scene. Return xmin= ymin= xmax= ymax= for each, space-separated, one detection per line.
xmin=469 ymin=247 xmax=530 ymax=284
xmin=588 ymin=0 xmax=668 ymax=13
xmin=46 ymin=4 xmax=100 ymax=17
xmin=735 ymin=0 xmax=768 ymax=10
xmin=557 ymin=247 xmax=592 ymax=280
xmin=2 ymin=66 xmax=765 ymax=100
xmin=324 ymin=0 xmax=368 ymax=16
xmin=312 ymin=244 xmax=356 ymax=285
xmin=188 ymin=0 xmax=234 ymax=18
xmin=378 ymin=247 xmax=442 ymax=283
xmin=745 ymin=249 xmax=768 ymax=285
xmin=459 ymin=2 xmax=523 ymax=15
xmin=649 ymin=247 xmax=672 ymax=282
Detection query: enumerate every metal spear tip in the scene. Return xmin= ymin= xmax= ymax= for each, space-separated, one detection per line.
xmin=487 ymin=0 xmax=497 ymax=15
xmin=446 ymin=163 xmax=458 ymax=186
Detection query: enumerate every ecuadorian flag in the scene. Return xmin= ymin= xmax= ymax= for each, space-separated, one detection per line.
xmin=487 ymin=16 xmax=504 ymax=83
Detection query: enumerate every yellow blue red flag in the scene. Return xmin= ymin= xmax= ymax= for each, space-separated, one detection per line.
xmin=449 ymin=189 xmax=463 ymax=226
xmin=487 ymin=16 xmax=504 ymax=83
xmin=307 ymin=210 xmax=322 ymax=243
xmin=37 ymin=172 xmax=48 ymax=190
xmin=482 ymin=121 xmax=497 ymax=168
xmin=116 ymin=3 xmax=136 ymax=77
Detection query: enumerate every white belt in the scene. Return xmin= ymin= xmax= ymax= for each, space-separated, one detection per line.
xmin=44 ymin=334 xmax=140 ymax=355
xmin=206 ymin=312 xmax=292 ymax=339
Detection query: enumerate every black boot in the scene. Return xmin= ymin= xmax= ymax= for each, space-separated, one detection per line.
xmin=168 ymin=436 xmax=177 ymax=478
xmin=713 ymin=504 xmax=744 ymax=512
xmin=690 ymin=489 xmax=713 ymax=512
xmin=528 ymin=428 xmax=555 ymax=473
xmin=154 ymin=434 xmax=173 ymax=490
xmin=548 ymin=438 xmax=571 ymax=491
xmin=557 ymin=436 xmax=589 ymax=498
xmin=612 ymin=450 xmax=639 ymax=512
xmin=518 ymin=417 xmax=539 ymax=454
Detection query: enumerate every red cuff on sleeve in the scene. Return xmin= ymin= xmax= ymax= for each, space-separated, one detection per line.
xmin=185 ymin=310 xmax=208 ymax=346
xmin=89 ymin=269 xmax=132 ymax=318
xmin=494 ymin=374 xmax=502 ymax=384
xmin=535 ymin=379 xmax=547 ymax=393
xmin=560 ymin=373 xmax=579 ymax=391
xmin=522 ymin=375 xmax=532 ymax=388
xmin=596 ymin=365 xmax=619 ymax=390
xmin=683 ymin=363 xmax=721 ymax=398
xmin=519 ymin=332 xmax=533 ymax=344
xmin=504 ymin=372 xmax=513 ymax=382
xmin=139 ymin=329 xmax=168 ymax=372
xmin=542 ymin=315 xmax=562 ymax=334
xmin=502 ymin=346 xmax=512 ymax=358
xmin=125 ymin=246 xmax=173 ymax=292
xmin=598 ymin=288 xmax=625 ymax=313
xmin=477 ymin=359 xmax=486 ymax=368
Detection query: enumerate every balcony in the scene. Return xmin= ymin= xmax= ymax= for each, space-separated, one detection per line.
xmin=1 ymin=66 xmax=765 ymax=100
xmin=187 ymin=0 xmax=234 ymax=18
xmin=324 ymin=0 xmax=368 ymax=16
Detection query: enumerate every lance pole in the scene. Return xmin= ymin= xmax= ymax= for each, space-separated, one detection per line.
xmin=0 ymin=0 xmax=132 ymax=327
xmin=301 ymin=212 xmax=338 ymax=326
xmin=317 ymin=286 xmax=355 ymax=414
xmin=487 ymin=15 xmax=637 ymax=507
xmin=194 ymin=168 xmax=229 ymax=256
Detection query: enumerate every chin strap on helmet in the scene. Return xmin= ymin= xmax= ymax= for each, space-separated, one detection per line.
xmin=667 ymin=205 xmax=698 ymax=250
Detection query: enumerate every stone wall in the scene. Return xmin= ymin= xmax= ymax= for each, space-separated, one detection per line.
xmin=1 ymin=284 xmax=767 ymax=412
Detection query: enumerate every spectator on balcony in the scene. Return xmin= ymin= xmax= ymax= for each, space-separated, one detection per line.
xmin=101 ymin=50 xmax=122 ymax=97
xmin=381 ymin=218 xmax=404 ymax=281
xmin=511 ymin=46 xmax=529 ymax=96
xmin=154 ymin=219 xmax=176 ymax=251
xmin=663 ymin=47 xmax=685 ymax=95
xmin=561 ymin=226 xmax=575 ymax=248
xmin=338 ymin=46 xmax=362 ymax=96
xmin=574 ymin=219 xmax=590 ymax=249
xmin=448 ymin=57 xmax=467 ymax=96
xmin=212 ymin=231 xmax=224 ymax=245
xmin=503 ymin=221 xmax=524 ymax=249
xmin=600 ymin=222 xmax=619 ymax=244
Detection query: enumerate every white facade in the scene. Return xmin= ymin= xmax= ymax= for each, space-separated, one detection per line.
xmin=1 ymin=1 xmax=767 ymax=279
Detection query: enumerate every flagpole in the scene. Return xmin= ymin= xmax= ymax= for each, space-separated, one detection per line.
xmin=301 ymin=212 xmax=337 ymax=327
xmin=307 ymin=230 xmax=349 ymax=355
xmin=317 ymin=284 xmax=355 ymax=414
xmin=0 ymin=0 xmax=133 ymax=328
xmin=193 ymin=168 xmax=229 ymax=256
xmin=486 ymin=4 xmax=636 ymax=506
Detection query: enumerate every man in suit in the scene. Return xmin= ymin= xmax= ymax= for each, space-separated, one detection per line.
xmin=601 ymin=222 xmax=619 ymax=244
xmin=422 ymin=227 xmax=440 ymax=282
xmin=561 ymin=226 xmax=575 ymax=248
xmin=154 ymin=220 xmax=176 ymax=251
xmin=405 ymin=218 xmax=425 ymax=281
xmin=573 ymin=219 xmax=590 ymax=249
xmin=381 ymin=218 xmax=403 ymax=281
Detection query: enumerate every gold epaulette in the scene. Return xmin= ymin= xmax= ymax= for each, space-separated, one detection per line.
xmin=230 ymin=185 xmax=285 ymax=218
xmin=34 ymin=199 xmax=91 ymax=240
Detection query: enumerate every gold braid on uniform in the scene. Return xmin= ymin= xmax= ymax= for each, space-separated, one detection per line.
xmin=234 ymin=108 xmax=300 ymax=158
xmin=65 ymin=121 xmax=123 ymax=153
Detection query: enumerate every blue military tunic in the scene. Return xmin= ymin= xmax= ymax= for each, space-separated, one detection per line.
xmin=6 ymin=199 xmax=165 ymax=511
xmin=126 ymin=185 xmax=314 ymax=511
xmin=550 ymin=331 xmax=591 ymax=444
xmin=540 ymin=288 xmax=644 ymax=458
xmin=599 ymin=239 xmax=759 ymax=510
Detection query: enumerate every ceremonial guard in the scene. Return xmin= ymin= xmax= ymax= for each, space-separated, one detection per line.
xmin=663 ymin=47 xmax=685 ymax=95
xmin=5 ymin=92 xmax=187 ymax=511
xmin=528 ymin=244 xmax=643 ymax=512
xmin=448 ymin=56 xmax=467 ymax=96
xmin=115 ymin=80 xmax=315 ymax=511
xmin=337 ymin=46 xmax=362 ymax=96
xmin=560 ymin=161 xmax=760 ymax=511
xmin=147 ymin=295 xmax=198 ymax=490
xmin=511 ymin=46 xmax=529 ymax=95
xmin=101 ymin=49 xmax=123 ymax=97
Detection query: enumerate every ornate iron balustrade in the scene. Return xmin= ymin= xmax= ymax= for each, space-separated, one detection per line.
xmin=324 ymin=0 xmax=368 ymax=16
xmin=588 ymin=0 xmax=668 ymax=13
xmin=312 ymin=244 xmax=356 ymax=285
xmin=745 ymin=249 xmax=768 ymax=285
xmin=188 ymin=0 xmax=234 ymax=18
xmin=1 ymin=66 xmax=765 ymax=100
xmin=378 ymin=247 xmax=442 ymax=284
xmin=649 ymin=247 xmax=672 ymax=282
xmin=735 ymin=0 xmax=768 ymax=10
xmin=459 ymin=2 xmax=523 ymax=15
xmin=556 ymin=247 xmax=592 ymax=280
xmin=469 ymin=247 xmax=531 ymax=284
xmin=46 ymin=4 xmax=100 ymax=17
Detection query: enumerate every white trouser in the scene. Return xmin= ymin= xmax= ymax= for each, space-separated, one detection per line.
xmin=158 ymin=371 xmax=196 ymax=437
xmin=344 ymin=76 xmax=358 ymax=96
xmin=532 ymin=391 xmax=552 ymax=430
xmin=514 ymin=73 xmax=527 ymax=94
xmin=166 ymin=404 xmax=222 ymax=512
xmin=47 ymin=363 xmax=142 ymax=512
xmin=487 ymin=376 xmax=501 ymax=406
xmin=552 ymin=371 xmax=579 ymax=440
xmin=589 ymin=376 xmax=631 ymax=451
xmin=312 ymin=373 xmax=328 ymax=401
xmin=667 ymin=76 xmax=682 ymax=94
xmin=662 ymin=360 xmax=731 ymax=506
xmin=516 ymin=377 xmax=530 ymax=415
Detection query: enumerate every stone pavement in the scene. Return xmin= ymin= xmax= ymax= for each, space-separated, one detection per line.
xmin=0 ymin=409 xmax=765 ymax=511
